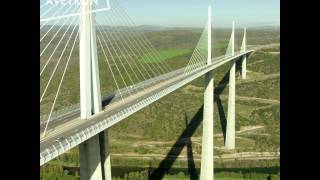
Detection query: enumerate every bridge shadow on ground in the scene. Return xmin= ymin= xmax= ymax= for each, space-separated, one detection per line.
xmin=149 ymin=107 xmax=203 ymax=180
xmin=214 ymin=70 xmax=229 ymax=144
xmin=150 ymin=68 xmax=242 ymax=179
xmin=214 ymin=64 xmax=242 ymax=144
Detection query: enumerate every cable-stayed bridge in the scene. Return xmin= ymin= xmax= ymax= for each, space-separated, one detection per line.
xmin=40 ymin=1 xmax=253 ymax=179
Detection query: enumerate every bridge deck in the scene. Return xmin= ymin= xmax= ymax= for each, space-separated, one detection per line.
xmin=40 ymin=50 xmax=253 ymax=165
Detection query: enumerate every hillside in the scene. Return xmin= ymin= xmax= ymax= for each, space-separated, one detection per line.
xmin=40 ymin=28 xmax=280 ymax=180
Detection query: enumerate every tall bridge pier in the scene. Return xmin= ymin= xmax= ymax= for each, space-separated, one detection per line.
xmin=200 ymin=6 xmax=214 ymax=180
xmin=225 ymin=23 xmax=247 ymax=149
xmin=78 ymin=0 xmax=112 ymax=180
xmin=225 ymin=21 xmax=236 ymax=149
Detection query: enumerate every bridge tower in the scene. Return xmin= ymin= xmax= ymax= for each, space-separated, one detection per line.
xmin=241 ymin=27 xmax=247 ymax=79
xmin=225 ymin=21 xmax=236 ymax=149
xmin=78 ymin=0 xmax=112 ymax=180
xmin=200 ymin=6 xmax=214 ymax=180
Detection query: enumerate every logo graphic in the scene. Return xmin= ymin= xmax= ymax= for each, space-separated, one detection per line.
xmin=45 ymin=0 xmax=98 ymax=6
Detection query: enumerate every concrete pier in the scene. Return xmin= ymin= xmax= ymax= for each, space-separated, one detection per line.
xmin=79 ymin=131 xmax=112 ymax=180
xmin=225 ymin=21 xmax=236 ymax=149
xmin=225 ymin=59 xmax=236 ymax=149
xmin=99 ymin=130 xmax=112 ymax=180
xmin=200 ymin=6 xmax=214 ymax=180
xmin=200 ymin=71 xmax=214 ymax=180
xmin=79 ymin=136 xmax=103 ymax=180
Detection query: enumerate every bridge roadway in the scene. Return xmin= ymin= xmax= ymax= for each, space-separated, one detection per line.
xmin=40 ymin=50 xmax=253 ymax=165
xmin=40 ymin=64 xmax=191 ymax=132
xmin=39 ymin=44 xmax=269 ymax=131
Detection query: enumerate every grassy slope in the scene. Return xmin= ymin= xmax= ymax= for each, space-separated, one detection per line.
xmin=40 ymin=28 xmax=280 ymax=180
xmin=139 ymin=49 xmax=191 ymax=63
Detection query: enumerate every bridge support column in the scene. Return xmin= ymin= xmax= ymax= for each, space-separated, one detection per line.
xmin=225 ymin=59 xmax=236 ymax=149
xmin=200 ymin=71 xmax=214 ymax=180
xmin=200 ymin=6 xmax=214 ymax=180
xmin=225 ymin=21 xmax=236 ymax=149
xmin=79 ymin=0 xmax=112 ymax=179
xmin=79 ymin=131 xmax=112 ymax=180
xmin=99 ymin=130 xmax=112 ymax=180
xmin=79 ymin=136 xmax=103 ymax=180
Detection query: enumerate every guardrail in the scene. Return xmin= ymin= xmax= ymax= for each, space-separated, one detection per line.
xmin=40 ymin=51 xmax=252 ymax=165
xmin=40 ymin=67 xmax=187 ymax=126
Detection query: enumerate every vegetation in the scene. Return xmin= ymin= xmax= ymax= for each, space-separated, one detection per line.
xmin=140 ymin=49 xmax=192 ymax=63
xmin=40 ymin=27 xmax=280 ymax=180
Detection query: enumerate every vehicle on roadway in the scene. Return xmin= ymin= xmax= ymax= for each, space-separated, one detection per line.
xmin=55 ymin=137 xmax=64 ymax=143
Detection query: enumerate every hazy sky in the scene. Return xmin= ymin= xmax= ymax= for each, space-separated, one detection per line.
xmin=118 ymin=0 xmax=280 ymax=28
xmin=41 ymin=0 xmax=280 ymax=28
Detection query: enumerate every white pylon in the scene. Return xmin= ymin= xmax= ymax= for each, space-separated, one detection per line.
xmin=241 ymin=27 xmax=247 ymax=79
xmin=200 ymin=5 xmax=214 ymax=180
xmin=232 ymin=21 xmax=235 ymax=56
xmin=79 ymin=0 xmax=93 ymax=119
xmin=79 ymin=1 xmax=108 ymax=180
xmin=90 ymin=10 xmax=102 ymax=114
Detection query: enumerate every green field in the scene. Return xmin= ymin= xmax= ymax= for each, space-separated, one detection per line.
xmin=139 ymin=48 xmax=191 ymax=63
